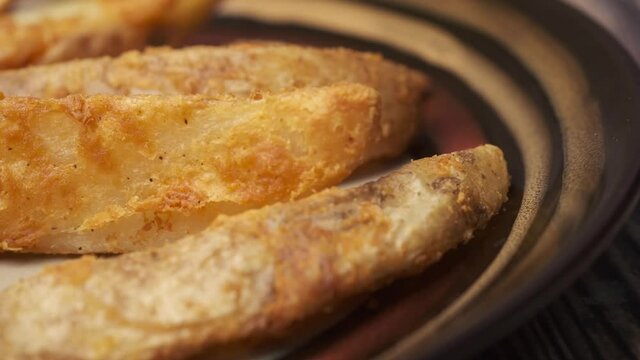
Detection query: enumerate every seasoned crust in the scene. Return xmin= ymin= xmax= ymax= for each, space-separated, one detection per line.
xmin=0 ymin=83 xmax=383 ymax=253
xmin=0 ymin=42 xmax=429 ymax=158
xmin=0 ymin=145 xmax=509 ymax=359
xmin=0 ymin=0 xmax=219 ymax=69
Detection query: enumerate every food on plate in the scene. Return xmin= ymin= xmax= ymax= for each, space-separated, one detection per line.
xmin=0 ymin=0 xmax=219 ymax=69
xmin=0 ymin=83 xmax=387 ymax=254
xmin=0 ymin=145 xmax=509 ymax=359
xmin=0 ymin=42 xmax=429 ymax=158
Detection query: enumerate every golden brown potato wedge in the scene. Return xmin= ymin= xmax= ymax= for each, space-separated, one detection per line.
xmin=0 ymin=145 xmax=509 ymax=360
xmin=0 ymin=83 xmax=386 ymax=254
xmin=0 ymin=0 xmax=219 ymax=69
xmin=0 ymin=42 xmax=429 ymax=158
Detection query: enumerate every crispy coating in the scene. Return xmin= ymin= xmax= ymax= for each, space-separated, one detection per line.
xmin=0 ymin=0 xmax=218 ymax=69
xmin=0 ymin=84 xmax=384 ymax=254
xmin=0 ymin=42 xmax=429 ymax=158
xmin=0 ymin=145 xmax=509 ymax=360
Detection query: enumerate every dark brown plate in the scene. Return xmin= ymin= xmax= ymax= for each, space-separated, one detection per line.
xmin=2 ymin=1 xmax=639 ymax=359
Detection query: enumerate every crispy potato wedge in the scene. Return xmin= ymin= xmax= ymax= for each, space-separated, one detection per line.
xmin=0 ymin=0 xmax=219 ymax=69
xmin=0 ymin=145 xmax=509 ymax=359
xmin=0 ymin=83 xmax=385 ymax=254
xmin=0 ymin=42 xmax=429 ymax=158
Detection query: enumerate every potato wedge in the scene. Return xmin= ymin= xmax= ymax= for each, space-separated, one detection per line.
xmin=0 ymin=145 xmax=509 ymax=359
xmin=0 ymin=83 xmax=383 ymax=253
xmin=0 ymin=0 xmax=219 ymax=69
xmin=0 ymin=42 xmax=429 ymax=158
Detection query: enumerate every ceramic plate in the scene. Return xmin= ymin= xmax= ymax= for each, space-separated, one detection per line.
xmin=2 ymin=1 xmax=640 ymax=359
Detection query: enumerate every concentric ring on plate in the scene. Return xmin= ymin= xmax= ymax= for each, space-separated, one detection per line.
xmin=2 ymin=0 xmax=639 ymax=359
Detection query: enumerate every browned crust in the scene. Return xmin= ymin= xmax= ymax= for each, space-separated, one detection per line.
xmin=0 ymin=42 xmax=429 ymax=158
xmin=0 ymin=84 xmax=384 ymax=254
xmin=0 ymin=0 xmax=218 ymax=69
xmin=0 ymin=145 xmax=509 ymax=359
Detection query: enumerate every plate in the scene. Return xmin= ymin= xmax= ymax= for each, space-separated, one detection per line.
xmin=2 ymin=1 xmax=640 ymax=359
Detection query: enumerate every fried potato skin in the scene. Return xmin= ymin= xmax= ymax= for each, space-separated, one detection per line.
xmin=0 ymin=0 xmax=218 ymax=69
xmin=0 ymin=145 xmax=509 ymax=360
xmin=0 ymin=43 xmax=429 ymax=158
xmin=0 ymin=84 xmax=382 ymax=253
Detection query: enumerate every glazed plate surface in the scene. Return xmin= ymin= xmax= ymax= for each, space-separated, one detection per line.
xmin=2 ymin=1 xmax=640 ymax=359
